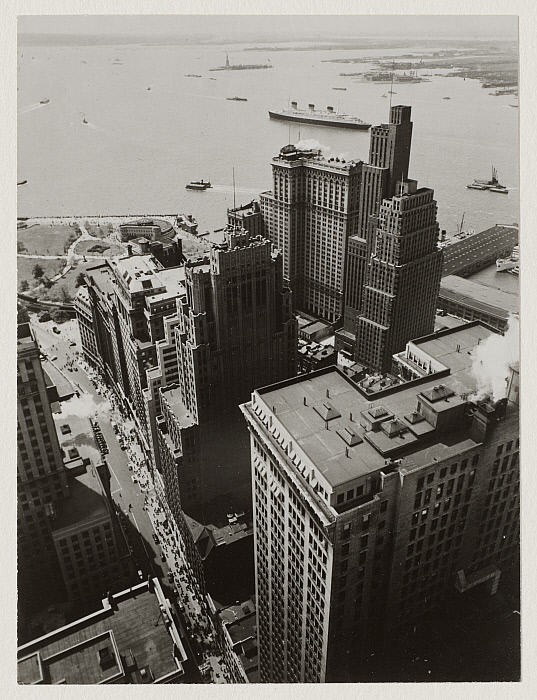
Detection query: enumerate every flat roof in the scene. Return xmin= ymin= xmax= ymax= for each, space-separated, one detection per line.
xmin=254 ymin=323 xmax=501 ymax=489
xmin=442 ymin=225 xmax=518 ymax=277
xmin=440 ymin=275 xmax=519 ymax=317
xmin=161 ymin=386 xmax=196 ymax=427
xmin=18 ymin=580 xmax=184 ymax=684
xmin=87 ymin=262 xmax=117 ymax=297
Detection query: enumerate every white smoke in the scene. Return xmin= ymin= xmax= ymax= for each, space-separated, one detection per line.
xmin=470 ymin=314 xmax=519 ymax=401
xmin=296 ymin=139 xmax=331 ymax=156
xmin=60 ymin=393 xmax=112 ymax=420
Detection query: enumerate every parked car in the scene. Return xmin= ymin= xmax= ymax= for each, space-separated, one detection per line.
xmin=152 ymin=534 xmax=159 ymax=545
xmin=52 ymin=327 xmax=60 ymax=334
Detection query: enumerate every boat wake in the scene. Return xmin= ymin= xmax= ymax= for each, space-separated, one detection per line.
xmin=18 ymin=103 xmax=47 ymax=115
xmin=211 ymin=185 xmax=262 ymax=195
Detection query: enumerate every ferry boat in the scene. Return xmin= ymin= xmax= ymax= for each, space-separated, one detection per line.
xmin=226 ymin=96 xmax=248 ymax=101
xmin=185 ymin=180 xmax=212 ymax=191
xmin=467 ymin=166 xmax=508 ymax=194
xmin=269 ymin=102 xmax=370 ymax=130
xmin=496 ymin=245 xmax=519 ymax=272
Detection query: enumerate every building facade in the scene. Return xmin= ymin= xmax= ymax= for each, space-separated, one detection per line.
xmin=342 ymin=105 xmax=414 ymax=336
xmin=260 ymin=145 xmax=363 ymax=323
xmin=17 ymin=323 xmax=70 ymax=586
xmin=157 ymin=226 xmax=297 ymax=521
xmin=241 ymin=322 xmax=518 ymax=682
xmin=355 ymin=179 xmax=443 ymax=372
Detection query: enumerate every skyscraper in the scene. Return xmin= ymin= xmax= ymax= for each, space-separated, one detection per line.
xmin=355 ymin=179 xmax=443 ymax=372
xmin=260 ymin=145 xmax=363 ymax=323
xmin=341 ymin=106 xmax=414 ymax=339
xmin=241 ymin=322 xmax=519 ymax=682
xmin=157 ymin=226 xmax=297 ymax=521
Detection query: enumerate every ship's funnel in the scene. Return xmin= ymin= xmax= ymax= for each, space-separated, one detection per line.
xmin=291 ymin=101 xmax=297 ymax=109
xmin=327 ymin=106 xmax=334 ymax=113
xmin=309 ymin=103 xmax=315 ymax=111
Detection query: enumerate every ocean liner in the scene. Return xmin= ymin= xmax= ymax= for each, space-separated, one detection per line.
xmin=268 ymin=102 xmax=371 ymax=130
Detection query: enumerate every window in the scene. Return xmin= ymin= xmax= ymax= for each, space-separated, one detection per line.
xmin=380 ymin=500 xmax=388 ymax=513
xmin=496 ymin=444 xmax=504 ymax=457
xmin=440 ymin=467 xmax=447 ymax=479
xmin=472 ymin=454 xmax=480 ymax=466
xmin=414 ymin=493 xmax=422 ymax=509
xmin=436 ymin=484 xmax=444 ymax=499
xmin=469 ymin=470 xmax=476 ymax=486
xmin=417 ymin=477 xmax=425 ymax=491
xmin=427 ymin=473 xmax=435 ymax=484
xmin=424 ymin=488 xmax=432 ymax=504
xmin=342 ymin=523 xmax=351 ymax=540
xmin=450 ymin=463 xmax=458 ymax=475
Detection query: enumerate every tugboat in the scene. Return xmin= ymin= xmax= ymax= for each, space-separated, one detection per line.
xmin=185 ymin=180 xmax=212 ymax=191
xmin=40 ymin=98 xmax=50 ymax=104
xmin=82 ymin=118 xmax=88 ymax=124
xmin=467 ymin=166 xmax=508 ymax=194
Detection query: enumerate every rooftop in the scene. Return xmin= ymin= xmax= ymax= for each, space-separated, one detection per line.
xmin=439 ymin=275 xmax=519 ymax=318
xmin=113 ymin=255 xmax=165 ymax=295
xmin=17 ymin=579 xmax=187 ymax=684
xmin=252 ymin=323 xmax=502 ymax=490
xmin=86 ymin=262 xmax=117 ymax=298
xmin=441 ymin=225 xmax=518 ymax=277
xmin=161 ymin=385 xmax=196 ymax=427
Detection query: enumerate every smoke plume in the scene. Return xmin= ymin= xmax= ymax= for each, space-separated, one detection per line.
xmin=470 ymin=314 xmax=519 ymax=401
xmin=296 ymin=138 xmax=331 ymax=156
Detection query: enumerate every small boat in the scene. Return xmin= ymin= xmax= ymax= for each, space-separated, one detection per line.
xmin=489 ymin=186 xmax=509 ymax=194
xmin=443 ymin=96 xmax=451 ymax=100
xmin=226 ymin=96 xmax=248 ymax=101
xmin=82 ymin=118 xmax=88 ymax=124
xmin=467 ymin=183 xmax=488 ymax=190
xmin=147 ymin=87 xmax=151 ymax=90
xmin=185 ymin=74 xmax=202 ymax=78
xmin=332 ymin=87 xmax=347 ymax=91
xmin=496 ymin=245 xmax=519 ymax=272
xmin=381 ymin=93 xmax=388 ymax=98
xmin=17 ymin=180 xmax=27 ymax=186
xmin=507 ymin=266 xmax=519 ymax=277
xmin=388 ymin=90 xmax=397 ymax=94
xmin=186 ymin=180 xmax=212 ymax=190
xmin=40 ymin=98 xmax=50 ymax=104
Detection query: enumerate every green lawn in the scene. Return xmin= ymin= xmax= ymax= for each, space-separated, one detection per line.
xmin=46 ymin=260 xmax=100 ymax=301
xmin=18 ymin=257 xmax=65 ymax=293
xmin=17 ymin=223 xmax=80 ymax=256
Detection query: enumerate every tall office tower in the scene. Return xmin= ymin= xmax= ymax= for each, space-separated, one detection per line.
xmin=160 ymin=226 xmax=297 ymax=520
xmin=17 ymin=323 xmax=70 ymax=588
xmin=355 ymin=179 xmax=443 ymax=373
xmin=341 ymin=106 xmax=413 ymax=337
xmin=260 ymin=145 xmax=363 ymax=323
xmin=241 ymin=322 xmax=519 ymax=682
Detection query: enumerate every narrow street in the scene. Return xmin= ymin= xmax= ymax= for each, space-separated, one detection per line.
xmin=29 ymin=313 xmax=233 ymax=683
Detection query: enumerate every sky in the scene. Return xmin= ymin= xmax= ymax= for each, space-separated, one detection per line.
xmin=17 ymin=14 xmax=518 ymax=41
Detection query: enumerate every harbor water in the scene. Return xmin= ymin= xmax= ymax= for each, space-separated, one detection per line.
xmin=18 ymin=41 xmax=518 ymax=240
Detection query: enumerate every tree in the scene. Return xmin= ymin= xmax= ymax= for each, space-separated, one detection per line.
xmin=19 ymin=279 xmax=30 ymax=292
xmin=32 ymin=263 xmax=44 ymax=279
xmin=75 ymin=272 xmax=86 ymax=288
xmin=41 ymin=276 xmax=53 ymax=289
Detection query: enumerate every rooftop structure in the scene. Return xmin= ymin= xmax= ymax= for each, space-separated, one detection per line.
xmin=17 ymin=578 xmax=189 ymax=684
